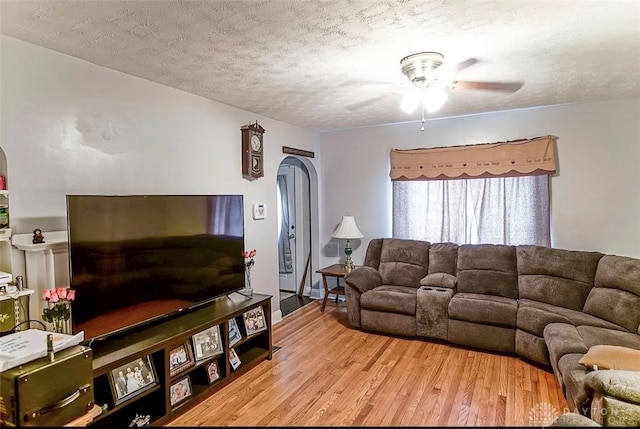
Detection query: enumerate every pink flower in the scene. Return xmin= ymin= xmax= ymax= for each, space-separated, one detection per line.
xmin=249 ymin=249 xmax=257 ymax=257
xmin=242 ymin=250 xmax=251 ymax=258
xmin=66 ymin=289 xmax=76 ymax=301
xmin=56 ymin=287 xmax=67 ymax=300
xmin=50 ymin=291 xmax=60 ymax=303
xmin=42 ymin=289 xmax=52 ymax=300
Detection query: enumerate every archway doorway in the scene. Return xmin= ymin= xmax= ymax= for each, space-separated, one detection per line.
xmin=277 ymin=156 xmax=314 ymax=316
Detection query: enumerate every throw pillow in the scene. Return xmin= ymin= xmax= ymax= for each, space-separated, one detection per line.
xmin=420 ymin=273 xmax=457 ymax=289
xmin=578 ymin=345 xmax=640 ymax=371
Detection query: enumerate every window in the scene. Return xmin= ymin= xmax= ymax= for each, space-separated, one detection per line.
xmin=393 ymin=175 xmax=550 ymax=246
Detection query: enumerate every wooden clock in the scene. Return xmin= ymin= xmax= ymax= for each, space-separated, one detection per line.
xmin=241 ymin=122 xmax=265 ymax=181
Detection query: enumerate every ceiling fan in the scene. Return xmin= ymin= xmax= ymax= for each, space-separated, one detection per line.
xmin=346 ymin=51 xmax=524 ymax=129
xmin=399 ymin=51 xmax=523 ymax=113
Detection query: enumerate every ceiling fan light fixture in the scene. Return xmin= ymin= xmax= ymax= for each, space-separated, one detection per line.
xmin=423 ymin=85 xmax=448 ymax=113
xmin=400 ymin=86 xmax=421 ymax=114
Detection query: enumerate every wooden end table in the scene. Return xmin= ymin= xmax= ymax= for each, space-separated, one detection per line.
xmin=316 ymin=263 xmax=353 ymax=312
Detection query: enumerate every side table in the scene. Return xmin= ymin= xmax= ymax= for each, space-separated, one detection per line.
xmin=316 ymin=264 xmax=354 ymax=312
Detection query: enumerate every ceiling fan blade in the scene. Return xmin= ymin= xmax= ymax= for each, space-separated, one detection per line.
xmin=339 ymin=79 xmax=401 ymax=88
xmin=345 ymin=94 xmax=393 ymax=111
xmin=452 ymin=57 xmax=478 ymax=72
xmin=453 ymin=80 xmax=524 ymax=92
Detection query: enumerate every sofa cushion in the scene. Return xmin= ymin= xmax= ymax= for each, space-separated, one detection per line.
xmin=457 ymin=244 xmax=518 ymax=298
xmin=363 ymin=238 xmax=383 ymax=269
xmin=360 ymin=285 xmax=417 ymax=315
xmin=583 ymin=255 xmax=640 ymax=333
xmin=544 ymin=323 xmax=589 ymax=379
xmin=584 ymin=289 xmax=640 ymax=334
xmin=378 ymin=238 xmax=430 ymax=287
xmin=361 ymin=309 xmax=416 ymax=337
xmin=449 ymin=293 xmax=517 ymax=328
xmin=545 ymin=323 xmax=640 ymax=377
xmin=448 ymin=320 xmax=516 ymax=353
xmin=517 ymin=245 xmax=603 ymax=311
xmin=517 ymin=299 xmax=625 ymax=337
xmin=420 ymin=273 xmax=457 ymax=288
xmin=579 ymin=345 xmax=640 ymax=371
xmin=575 ymin=325 xmax=640 ymax=350
xmin=428 ymin=242 xmax=459 ymax=275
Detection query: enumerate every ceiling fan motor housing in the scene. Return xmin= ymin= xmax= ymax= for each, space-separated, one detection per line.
xmin=400 ymin=52 xmax=444 ymax=86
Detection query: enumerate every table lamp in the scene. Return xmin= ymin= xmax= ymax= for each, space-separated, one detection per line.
xmin=331 ymin=215 xmax=364 ymax=273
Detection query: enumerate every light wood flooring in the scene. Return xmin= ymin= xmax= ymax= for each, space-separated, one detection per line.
xmin=166 ymin=300 xmax=569 ymax=426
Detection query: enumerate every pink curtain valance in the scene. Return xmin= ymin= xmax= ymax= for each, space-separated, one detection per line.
xmin=390 ymin=135 xmax=557 ymax=181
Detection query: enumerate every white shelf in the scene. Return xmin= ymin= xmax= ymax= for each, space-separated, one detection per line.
xmin=11 ymin=230 xmax=68 ymax=252
xmin=0 ymin=228 xmax=11 ymax=242
xmin=0 ymin=288 xmax=34 ymax=301
xmin=0 ymin=190 xmax=8 ymax=196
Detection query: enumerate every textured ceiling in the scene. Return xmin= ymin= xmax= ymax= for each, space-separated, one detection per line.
xmin=1 ymin=0 xmax=639 ymax=132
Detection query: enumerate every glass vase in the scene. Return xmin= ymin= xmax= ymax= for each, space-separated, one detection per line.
xmin=239 ymin=268 xmax=254 ymax=298
xmin=52 ymin=318 xmax=71 ymax=334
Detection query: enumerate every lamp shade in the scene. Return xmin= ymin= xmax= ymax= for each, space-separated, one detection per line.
xmin=331 ymin=215 xmax=364 ymax=240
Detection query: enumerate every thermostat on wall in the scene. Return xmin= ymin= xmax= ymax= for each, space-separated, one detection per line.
xmin=253 ymin=203 xmax=266 ymax=220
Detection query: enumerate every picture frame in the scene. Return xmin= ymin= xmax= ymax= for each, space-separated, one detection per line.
xmin=108 ymin=355 xmax=158 ymax=405
xmin=228 ymin=317 xmax=242 ymax=347
xmin=191 ymin=325 xmax=223 ymax=361
xmin=168 ymin=341 xmax=195 ymax=377
xmin=206 ymin=361 xmax=221 ymax=384
xmin=229 ymin=348 xmax=241 ymax=370
xmin=243 ymin=306 xmax=267 ymax=336
xmin=169 ymin=375 xmax=193 ymax=407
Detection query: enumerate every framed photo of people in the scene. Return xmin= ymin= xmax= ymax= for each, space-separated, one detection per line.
xmin=169 ymin=341 xmax=195 ymax=377
xmin=108 ymin=355 xmax=158 ymax=405
xmin=169 ymin=375 xmax=193 ymax=408
xmin=206 ymin=361 xmax=221 ymax=384
xmin=243 ymin=306 xmax=267 ymax=336
xmin=228 ymin=317 xmax=242 ymax=347
xmin=191 ymin=325 xmax=223 ymax=361
xmin=229 ymin=348 xmax=241 ymax=370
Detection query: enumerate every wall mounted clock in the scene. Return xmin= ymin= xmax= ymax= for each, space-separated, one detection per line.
xmin=241 ymin=122 xmax=265 ymax=181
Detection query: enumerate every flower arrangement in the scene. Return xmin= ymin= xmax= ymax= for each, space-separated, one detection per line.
xmin=42 ymin=287 xmax=76 ymax=334
xmin=240 ymin=249 xmax=257 ymax=297
xmin=242 ymin=249 xmax=257 ymax=270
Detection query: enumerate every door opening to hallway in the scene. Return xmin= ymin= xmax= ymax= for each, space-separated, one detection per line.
xmin=277 ymin=157 xmax=313 ymax=317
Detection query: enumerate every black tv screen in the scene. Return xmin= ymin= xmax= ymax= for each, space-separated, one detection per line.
xmin=67 ymin=195 xmax=245 ymax=343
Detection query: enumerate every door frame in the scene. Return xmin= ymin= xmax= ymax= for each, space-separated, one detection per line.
xmin=276 ymin=156 xmax=318 ymax=298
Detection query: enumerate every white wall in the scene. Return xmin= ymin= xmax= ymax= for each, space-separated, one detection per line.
xmin=0 ymin=35 xmax=322 ymax=319
xmin=320 ymin=98 xmax=640 ymax=264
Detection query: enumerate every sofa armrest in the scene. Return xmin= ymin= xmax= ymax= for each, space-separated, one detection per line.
xmin=584 ymin=370 xmax=640 ymax=405
xmin=345 ymin=266 xmax=382 ymax=294
xmin=420 ymin=272 xmax=457 ymax=290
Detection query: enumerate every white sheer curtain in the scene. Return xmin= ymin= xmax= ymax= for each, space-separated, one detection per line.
xmin=393 ymin=175 xmax=550 ymax=246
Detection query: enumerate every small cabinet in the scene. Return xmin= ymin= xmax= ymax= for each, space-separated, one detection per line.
xmin=87 ymin=293 xmax=272 ymax=427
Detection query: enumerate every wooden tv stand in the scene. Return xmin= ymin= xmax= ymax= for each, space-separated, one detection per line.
xmin=85 ymin=293 xmax=272 ymax=427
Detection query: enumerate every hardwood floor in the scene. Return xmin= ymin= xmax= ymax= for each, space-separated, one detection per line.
xmin=166 ymin=301 xmax=569 ymax=426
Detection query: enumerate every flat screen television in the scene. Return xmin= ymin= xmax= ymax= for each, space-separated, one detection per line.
xmin=67 ymin=194 xmax=245 ymax=345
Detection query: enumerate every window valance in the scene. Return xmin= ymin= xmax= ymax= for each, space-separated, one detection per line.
xmin=390 ymin=135 xmax=557 ymax=181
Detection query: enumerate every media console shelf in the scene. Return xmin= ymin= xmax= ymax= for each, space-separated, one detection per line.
xmin=87 ymin=293 xmax=272 ymax=427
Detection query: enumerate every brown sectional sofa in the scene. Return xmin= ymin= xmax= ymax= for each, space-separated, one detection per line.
xmin=344 ymin=238 xmax=640 ymax=425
